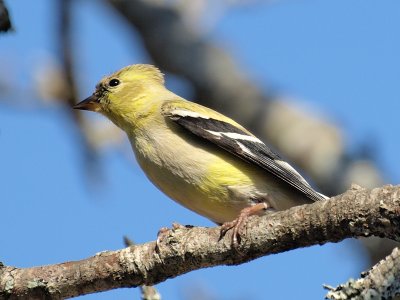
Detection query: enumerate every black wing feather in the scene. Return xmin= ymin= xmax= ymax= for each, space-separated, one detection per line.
xmin=169 ymin=114 xmax=326 ymax=202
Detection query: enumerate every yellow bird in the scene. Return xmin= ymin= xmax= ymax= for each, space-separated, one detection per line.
xmin=74 ymin=64 xmax=327 ymax=243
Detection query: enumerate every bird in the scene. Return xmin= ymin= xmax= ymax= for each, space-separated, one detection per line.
xmin=74 ymin=64 xmax=327 ymax=245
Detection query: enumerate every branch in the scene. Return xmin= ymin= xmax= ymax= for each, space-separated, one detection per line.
xmin=0 ymin=0 xmax=12 ymax=33
xmin=1 ymin=184 xmax=400 ymax=299
xmin=325 ymin=246 xmax=400 ymax=299
xmin=123 ymin=236 xmax=162 ymax=300
xmin=58 ymin=0 xmax=99 ymax=170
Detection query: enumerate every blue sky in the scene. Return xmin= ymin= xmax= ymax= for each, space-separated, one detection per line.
xmin=1 ymin=0 xmax=399 ymax=299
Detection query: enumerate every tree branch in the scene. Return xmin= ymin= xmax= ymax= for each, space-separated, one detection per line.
xmin=325 ymin=246 xmax=400 ymax=299
xmin=123 ymin=236 xmax=161 ymax=300
xmin=1 ymin=184 xmax=400 ymax=299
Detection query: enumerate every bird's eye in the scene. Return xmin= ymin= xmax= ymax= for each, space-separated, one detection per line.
xmin=109 ymin=79 xmax=120 ymax=87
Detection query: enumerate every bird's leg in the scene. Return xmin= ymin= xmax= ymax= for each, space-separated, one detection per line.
xmin=220 ymin=202 xmax=269 ymax=247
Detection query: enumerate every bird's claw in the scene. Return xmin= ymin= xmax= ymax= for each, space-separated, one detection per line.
xmin=220 ymin=203 xmax=269 ymax=248
xmin=220 ymin=217 xmax=243 ymax=247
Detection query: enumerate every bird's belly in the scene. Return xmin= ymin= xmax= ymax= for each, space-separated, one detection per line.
xmin=134 ymin=147 xmax=249 ymax=223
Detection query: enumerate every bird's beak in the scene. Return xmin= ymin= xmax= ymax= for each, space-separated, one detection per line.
xmin=73 ymin=94 xmax=101 ymax=112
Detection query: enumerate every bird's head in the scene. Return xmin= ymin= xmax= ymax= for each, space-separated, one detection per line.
xmin=74 ymin=64 xmax=165 ymax=129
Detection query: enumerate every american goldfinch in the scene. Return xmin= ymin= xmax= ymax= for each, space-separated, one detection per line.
xmin=74 ymin=64 xmax=327 ymax=243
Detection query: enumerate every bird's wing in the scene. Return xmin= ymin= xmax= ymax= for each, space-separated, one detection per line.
xmin=162 ymin=103 xmax=327 ymax=202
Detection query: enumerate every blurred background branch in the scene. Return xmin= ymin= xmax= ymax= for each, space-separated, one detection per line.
xmin=58 ymin=0 xmax=99 ymax=174
xmin=0 ymin=0 xmax=12 ymax=32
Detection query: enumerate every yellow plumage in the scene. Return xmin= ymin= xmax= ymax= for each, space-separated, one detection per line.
xmin=74 ymin=64 xmax=324 ymax=225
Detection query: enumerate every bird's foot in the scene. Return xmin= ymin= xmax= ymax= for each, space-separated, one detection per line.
xmin=220 ymin=203 xmax=269 ymax=247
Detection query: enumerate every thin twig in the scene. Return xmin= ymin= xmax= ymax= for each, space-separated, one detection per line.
xmin=325 ymin=247 xmax=400 ymax=299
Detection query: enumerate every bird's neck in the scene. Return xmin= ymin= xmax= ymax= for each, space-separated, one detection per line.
xmin=111 ymin=95 xmax=162 ymax=136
